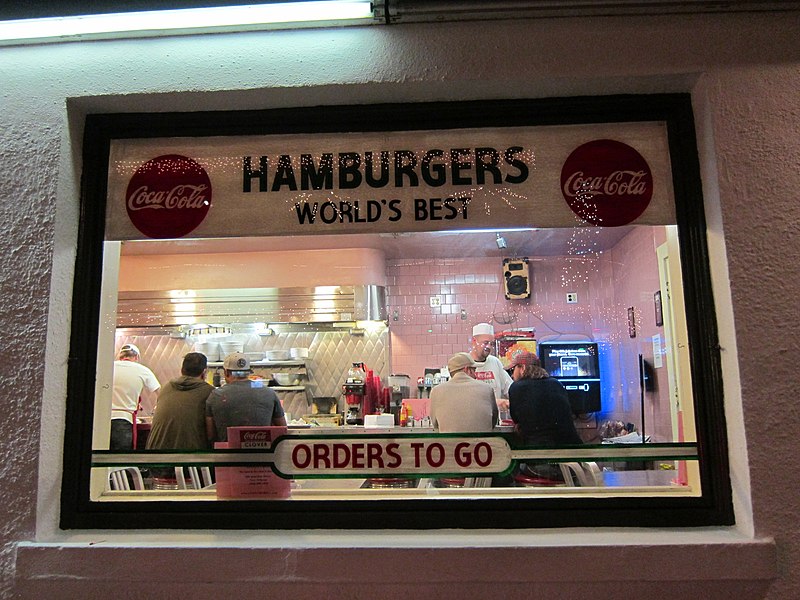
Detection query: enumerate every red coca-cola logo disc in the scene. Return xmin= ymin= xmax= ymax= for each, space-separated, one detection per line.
xmin=125 ymin=154 xmax=212 ymax=239
xmin=560 ymin=139 xmax=653 ymax=227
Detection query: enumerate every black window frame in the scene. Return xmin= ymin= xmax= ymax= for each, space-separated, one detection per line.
xmin=61 ymin=94 xmax=733 ymax=530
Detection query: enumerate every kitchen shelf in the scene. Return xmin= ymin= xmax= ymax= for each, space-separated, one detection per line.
xmin=207 ymin=360 xmax=306 ymax=367
xmin=208 ymin=359 xmax=310 ymax=403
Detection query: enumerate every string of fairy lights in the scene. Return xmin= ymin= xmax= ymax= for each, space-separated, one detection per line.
xmin=115 ymin=149 xmax=546 ymax=231
xmin=114 ymin=149 xmax=632 ymax=340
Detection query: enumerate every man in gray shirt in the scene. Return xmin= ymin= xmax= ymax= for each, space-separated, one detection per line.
xmin=205 ymin=352 xmax=287 ymax=442
xmin=430 ymin=352 xmax=498 ymax=433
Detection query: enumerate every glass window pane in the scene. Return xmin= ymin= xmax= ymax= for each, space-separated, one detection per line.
xmin=63 ymin=97 xmax=730 ymax=529
xmin=90 ymin=223 xmax=700 ymax=503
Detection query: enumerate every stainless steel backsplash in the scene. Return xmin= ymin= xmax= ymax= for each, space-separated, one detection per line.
xmin=115 ymin=329 xmax=390 ymax=420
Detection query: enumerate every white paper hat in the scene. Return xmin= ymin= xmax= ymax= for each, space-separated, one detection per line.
xmin=472 ymin=323 xmax=494 ymax=338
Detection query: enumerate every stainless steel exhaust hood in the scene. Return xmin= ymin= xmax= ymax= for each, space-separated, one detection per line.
xmin=116 ymin=285 xmax=387 ymax=328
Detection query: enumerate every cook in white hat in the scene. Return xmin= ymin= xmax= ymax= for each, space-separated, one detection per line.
xmin=111 ymin=342 xmax=160 ymax=451
xmin=117 ymin=343 xmax=141 ymax=359
xmin=469 ymin=322 xmax=512 ymax=411
xmin=470 ymin=322 xmax=495 ymax=362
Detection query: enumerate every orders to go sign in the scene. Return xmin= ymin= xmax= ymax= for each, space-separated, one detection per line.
xmin=271 ymin=435 xmax=513 ymax=477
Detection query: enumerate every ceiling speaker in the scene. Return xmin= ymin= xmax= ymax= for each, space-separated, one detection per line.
xmin=503 ymin=257 xmax=530 ymax=300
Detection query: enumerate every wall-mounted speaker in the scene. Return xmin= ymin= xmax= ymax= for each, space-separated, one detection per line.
xmin=503 ymin=257 xmax=530 ymax=300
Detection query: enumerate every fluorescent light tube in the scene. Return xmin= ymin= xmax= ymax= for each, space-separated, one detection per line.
xmin=0 ymin=1 xmax=374 ymax=45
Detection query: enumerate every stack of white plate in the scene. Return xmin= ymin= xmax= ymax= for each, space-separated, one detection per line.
xmin=219 ymin=340 xmax=245 ymax=358
xmin=194 ymin=341 xmax=220 ymax=361
xmin=290 ymin=347 xmax=309 ymax=359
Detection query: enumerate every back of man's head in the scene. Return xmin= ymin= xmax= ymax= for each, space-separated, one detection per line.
xmin=117 ymin=343 xmax=140 ymax=360
xmin=447 ymin=352 xmax=477 ymax=375
xmin=181 ymin=352 xmax=208 ymax=377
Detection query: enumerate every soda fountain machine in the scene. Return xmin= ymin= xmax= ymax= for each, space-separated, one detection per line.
xmin=343 ymin=362 xmax=367 ymax=425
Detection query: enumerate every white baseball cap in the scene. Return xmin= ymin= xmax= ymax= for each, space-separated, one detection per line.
xmin=119 ymin=343 xmax=140 ymax=355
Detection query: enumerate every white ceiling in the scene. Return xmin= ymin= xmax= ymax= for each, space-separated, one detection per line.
xmin=120 ymin=227 xmax=634 ymax=259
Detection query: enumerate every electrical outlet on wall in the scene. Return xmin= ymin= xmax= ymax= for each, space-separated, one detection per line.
xmin=566 ymin=292 xmax=578 ymax=303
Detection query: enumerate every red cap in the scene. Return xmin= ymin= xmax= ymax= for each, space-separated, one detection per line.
xmin=508 ymin=351 xmax=539 ymax=368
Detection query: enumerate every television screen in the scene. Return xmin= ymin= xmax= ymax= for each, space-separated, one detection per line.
xmin=539 ymin=342 xmax=600 ymax=378
xmin=538 ymin=342 xmax=601 ymax=414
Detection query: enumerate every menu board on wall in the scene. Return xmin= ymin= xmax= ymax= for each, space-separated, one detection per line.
xmin=105 ymin=122 xmax=676 ymax=241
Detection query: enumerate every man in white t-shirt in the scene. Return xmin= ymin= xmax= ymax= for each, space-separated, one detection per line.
xmin=469 ymin=322 xmax=513 ymax=412
xmin=111 ymin=343 xmax=160 ymax=450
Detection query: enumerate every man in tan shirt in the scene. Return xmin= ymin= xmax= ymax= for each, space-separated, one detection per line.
xmin=430 ymin=352 xmax=498 ymax=433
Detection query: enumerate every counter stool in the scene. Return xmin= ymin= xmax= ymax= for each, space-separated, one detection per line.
xmin=107 ymin=467 xmax=144 ymax=491
xmin=179 ymin=466 xmax=214 ymax=489
xmin=513 ymin=463 xmax=568 ymax=487
xmin=153 ymin=466 xmax=214 ymax=490
xmin=436 ymin=477 xmax=467 ymax=488
xmin=512 ymin=471 xmax=566 ymax=487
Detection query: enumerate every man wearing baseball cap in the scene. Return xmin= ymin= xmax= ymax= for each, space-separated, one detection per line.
xmin=110 ymin=343 xmax=161 ymax=451
xmin=205 ymin=352 xmax=287 ymax=443
xmin=469 ymin=322 xmax=513 ymax=412
xmin=429 ymin=352 xmax=498 ymax=433
xmin=508 ymin=350 xmax=582 ymax=482
xmin=508 ymin=350 xmax=582 ymax=448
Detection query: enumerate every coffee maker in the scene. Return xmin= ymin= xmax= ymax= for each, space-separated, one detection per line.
xmin=387 ymin=374 xmax=411 ymax=424
xmin=343 ymin=362 xmax=366 ymax=425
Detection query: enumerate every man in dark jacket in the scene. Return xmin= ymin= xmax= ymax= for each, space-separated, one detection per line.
xmin=508 ymin=351 xmax=582 ymax=447
xmin=508 ymin=351 xmax=582 ymax=482
xmin=146 ymin=352 xmax=213 ymax=451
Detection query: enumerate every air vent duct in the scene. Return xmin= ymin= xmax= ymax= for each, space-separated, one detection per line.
xmin=116 ymin=285 xmax=387 ymax=328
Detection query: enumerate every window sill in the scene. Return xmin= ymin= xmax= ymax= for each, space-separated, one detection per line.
xmin=15 ymin=529 xmax=776 ymax=598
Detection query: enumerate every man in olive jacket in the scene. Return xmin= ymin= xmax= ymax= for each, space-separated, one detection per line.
xmin=146 ymin=352 xmax=213 ymax=451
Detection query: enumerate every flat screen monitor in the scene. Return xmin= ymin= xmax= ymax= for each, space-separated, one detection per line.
xmin=538 ymin=342 xmax=601 ymax=414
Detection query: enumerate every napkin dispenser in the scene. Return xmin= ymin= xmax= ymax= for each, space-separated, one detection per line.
xmin=364 ymin=414 xmax=395 ymax=428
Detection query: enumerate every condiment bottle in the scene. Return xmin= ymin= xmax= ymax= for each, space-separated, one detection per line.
xmin=399 ymin=403 xmax=408 ymax=427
